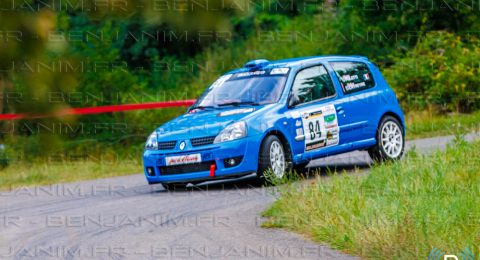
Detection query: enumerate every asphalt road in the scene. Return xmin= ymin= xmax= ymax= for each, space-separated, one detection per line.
xmin=0 ymin=134 xmax=478 ymax=260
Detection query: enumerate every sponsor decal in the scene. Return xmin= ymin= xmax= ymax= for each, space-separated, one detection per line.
xmin=341 ymin=74 xmax=359 ymax=82
xmin=166 ymin=153 xmax=202 ymax=166
xmin=302 ymin=110 xmax=323 ymax=119
xmin=301 ymin=104 xmax=339 ymax=152
xmin=270 ymin=68 xmax=290 ymax=75
xmin=326 ymin=138 xmax=339 ymax=146
xmin=295 ymin=120 xmax=302 ymax=127
xmin=327 ymin=131 xmax=333 ymax=139
xmin=324 ymin=114 xmax=336 ymax=123
xmin=306 ymin=140 xmax=326 ymax=151
xmin=363 ymin=73 xmax=370 ymax=81
xmin=323 ymin=106 xmax=336 ymax=113
xmin=219 ymin=108 xmax=255 ymax=117
xmin=235 ymin=71 xmax=266 ymax=78
xmin=345 ymin=81 xmax=366 ymax=91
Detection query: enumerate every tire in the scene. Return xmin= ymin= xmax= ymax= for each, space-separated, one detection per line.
xmin=161 ymin=183 xmax=187 ymax=191
xmin=368 ymin=116 xmax=405 ymax=162
xmin=257 ymin=135 xmax=292 ymax=185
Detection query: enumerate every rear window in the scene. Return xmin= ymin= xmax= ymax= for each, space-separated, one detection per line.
xmin=330 ymin=62 xmax=375 ymax=94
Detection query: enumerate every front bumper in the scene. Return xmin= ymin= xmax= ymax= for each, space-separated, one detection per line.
xmin=142 ymin=138 xmax=258 ymax=184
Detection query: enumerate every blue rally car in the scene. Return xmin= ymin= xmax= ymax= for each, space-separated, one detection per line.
xmin=143 ymin=56 xmax=405 ymax=190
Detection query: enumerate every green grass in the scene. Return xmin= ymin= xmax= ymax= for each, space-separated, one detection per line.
xmin=406 ymin=111 xmax=480 ymax=139
xmin=0 ymin=160 xmax=141 ymax=190
xmin=263 ymin=138 xmax=480 ymax=259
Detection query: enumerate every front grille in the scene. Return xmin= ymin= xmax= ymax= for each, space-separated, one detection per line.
xmin=190 ymin=136 xmax=215 ymax=147
xmin=158 ymin=141 xmax=177 ymax=150
xmin=159 ymin=161 xmax=215 ymax=175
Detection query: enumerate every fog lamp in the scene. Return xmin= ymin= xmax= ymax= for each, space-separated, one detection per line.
xmin=223 ymin=156 xmax=243 ymax=168
xmin=146 ymin=167 xmax=155 ymax=176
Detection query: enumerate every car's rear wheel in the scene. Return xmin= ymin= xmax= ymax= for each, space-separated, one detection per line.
xmin=368 ymin=116 xmax=405 ymax=162
xmin=257 ymin=135 xmax=291 ymax=185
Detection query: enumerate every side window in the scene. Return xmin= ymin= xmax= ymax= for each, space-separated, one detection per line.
xmin=331 ymin=62 xmax=375 ymax=94
xmin=291 ymin=65 xmax=336 ymax=105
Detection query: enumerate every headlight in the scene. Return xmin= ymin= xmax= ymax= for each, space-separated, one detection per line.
xmin=214 ymin=121 xmax=247 ymax=144
xmin=145 ymin=132 xmax=158 ymax=150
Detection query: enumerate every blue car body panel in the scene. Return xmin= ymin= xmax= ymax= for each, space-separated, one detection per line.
xmin=143 ymin=55 xmax=405 ymax=184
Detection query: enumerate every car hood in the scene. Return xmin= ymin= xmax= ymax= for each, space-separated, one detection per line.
xmin=156 ymin=107 xmax=259 ymax=141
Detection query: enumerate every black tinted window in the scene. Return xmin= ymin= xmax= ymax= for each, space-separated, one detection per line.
xmin=291 ymin=65 xmax=336 ymax=105
xmin=331 ymin=62 xmax=375 ymax=94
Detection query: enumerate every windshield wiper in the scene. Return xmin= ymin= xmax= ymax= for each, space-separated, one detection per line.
xmin=189 ymin=105 xmax=217 ymax=111
xmin=217 ymin=101 xmax=260 ymax=107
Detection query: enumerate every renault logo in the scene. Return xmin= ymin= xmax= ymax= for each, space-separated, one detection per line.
xmin=179 ymin=141 xmax=186 ymax=150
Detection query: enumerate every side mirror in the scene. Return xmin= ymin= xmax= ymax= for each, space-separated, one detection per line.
xmin=288 ymin=93 xmax=301 ymax=108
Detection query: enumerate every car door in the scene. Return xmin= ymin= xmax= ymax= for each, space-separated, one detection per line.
xmin=286 ymin=64 xmax=346 ymax=159
xmin=329 ymin=61 xmax=378 ymax=142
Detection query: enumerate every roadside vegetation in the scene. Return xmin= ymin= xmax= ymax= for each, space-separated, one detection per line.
xmin=406 ymin=111 xmax=480 ymax=139
xmin=0 ymin=160 xmax=141 ymax=190
xmin=263 ymin=138 xmax=480 ymax=259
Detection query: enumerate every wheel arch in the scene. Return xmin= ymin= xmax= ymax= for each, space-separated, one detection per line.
xmin=369 ymin=111 xmax=406 ymax=161
xmin=260 ymin=129 xmax=293 ymax=161
xmin=379 ymin=111 xmax=405 ymax=135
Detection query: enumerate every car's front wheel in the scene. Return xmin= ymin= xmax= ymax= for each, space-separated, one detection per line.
xmin=257 ymin=135 xmax=291 ymax=184
xmin=368 ymin=115 xmax=405 ymax=162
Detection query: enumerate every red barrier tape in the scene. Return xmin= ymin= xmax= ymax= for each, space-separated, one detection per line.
xmin=0 ymin=114 xmax=23 ymax=120
xmin=0 ymin=100 xmax=197 ymax=121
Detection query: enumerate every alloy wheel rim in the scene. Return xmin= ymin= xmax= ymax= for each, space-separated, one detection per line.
xmin=381 ymin=121 xmax=403 ymax=158
xmin=269 ymin=141 xmax=285 ymax=178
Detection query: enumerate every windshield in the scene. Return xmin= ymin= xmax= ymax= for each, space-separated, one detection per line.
xmin=194 ymin=69 xmax=289 ymax=108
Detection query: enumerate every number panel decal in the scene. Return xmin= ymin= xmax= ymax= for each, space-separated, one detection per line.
xmin=301 ymin=104 xmax=339 ymax=151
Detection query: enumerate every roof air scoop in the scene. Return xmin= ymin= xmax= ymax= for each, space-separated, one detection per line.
xmin=244 ymin=59 xmax=270 ymax=70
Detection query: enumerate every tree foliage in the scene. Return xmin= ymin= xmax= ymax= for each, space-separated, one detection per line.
xmin=384 ymin=32 xmax=480 ymax=113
